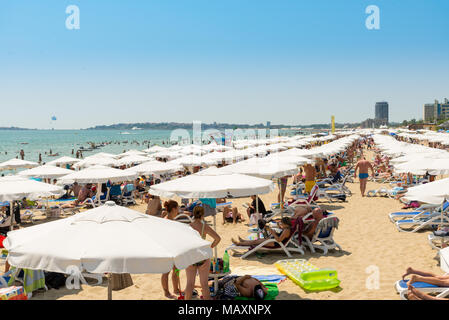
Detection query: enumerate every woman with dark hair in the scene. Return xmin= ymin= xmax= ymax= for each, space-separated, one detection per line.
xmin=161 ymin=200 xmax=179 ymax=220
xmin=184 ymin=205 xmax=221 ymax=300
xmin=160 ymin=200 xmax=181 ymax=298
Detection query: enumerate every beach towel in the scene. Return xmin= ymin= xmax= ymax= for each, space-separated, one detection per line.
xmin=252 ymin=275 xmax=287 ymax=285
xmin=22 ymin=269 xmax=46 ymax=294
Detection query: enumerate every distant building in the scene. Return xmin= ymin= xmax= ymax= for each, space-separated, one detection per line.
xmin=266 ymin=121 xmax=271 ymax=127
xmin=423 ymin=99 xmax=449 ymax=122
xmin=375 ymin=101 xmax=389 ymax=125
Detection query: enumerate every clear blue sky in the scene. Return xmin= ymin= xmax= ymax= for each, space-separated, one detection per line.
xmin=1 ymin=0 xmax=448 ymax=129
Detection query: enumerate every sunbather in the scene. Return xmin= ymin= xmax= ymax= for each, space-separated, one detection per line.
xmin=213 ymin=275 xmax=268 ymax=300
xmin=292 ymin=206 xmax=325 ymax=238
xmin=61 ymin=183 xmax=94 ymax=208
xmin=402 ymin=267 xmax=449 ymax=287
xmin=222 ymin=206 xmax=245 ymax=224
xmin=231 ymin=217 xmax=292 ymax=247
xmin=407 ymin=285 xmax=448 ymax=300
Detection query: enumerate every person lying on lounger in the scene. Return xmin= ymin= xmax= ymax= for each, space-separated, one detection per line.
xmin=60 ymin=183 xmax=94 ymax=208
xmin=213 ymin=275 xmax=268 ymax=300
xmin=231 ymin=217 xmax=292 ymax=247
xmin=403 ymin=267 xmax=449 ymax=300
xmin=407 ymin=285 xmax=449 ymax=300
xmin=402 ymin=267 xmax=449 ymax=287
xmin=292 ymin=206 xmax=326 ymax=239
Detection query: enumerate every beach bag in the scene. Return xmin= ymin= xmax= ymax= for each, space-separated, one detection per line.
xmin=44 ymin=272 xmax=67 ymax=289
xmin=249 ymin=212 xmax=261 ymax=226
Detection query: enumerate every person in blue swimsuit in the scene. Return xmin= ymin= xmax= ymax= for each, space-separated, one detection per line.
xmin=354 ymin=155 xmax=374 ymax=197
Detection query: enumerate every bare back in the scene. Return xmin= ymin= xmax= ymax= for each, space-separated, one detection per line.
xmin=356 ymin=159 xmax=373 ymax=174
xmin=304 ymin=165 xmax=316 ymax=181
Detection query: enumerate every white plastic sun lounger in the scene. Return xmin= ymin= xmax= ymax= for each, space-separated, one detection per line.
xmin=389 ymin=202 xmax=449 ymax=223
xmin=395 ymin=279 xmax=449 ymax=300
xmin=428 ymin=233 xmax=449 ymax=251
xmin=395 ymin=213 xmax=449 ymax=233
xmin=302 ymin=216 xmax=341 ymax=255
xmin=226 ymin=222 xmax=305 ymax=259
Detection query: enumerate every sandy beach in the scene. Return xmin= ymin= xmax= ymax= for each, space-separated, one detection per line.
xmin=1 ymin=149 xmax=441 ymax=300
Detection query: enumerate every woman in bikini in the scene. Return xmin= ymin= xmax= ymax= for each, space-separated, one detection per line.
xmin=231 ymin=217 xmax=292 ymax=247
xmin=160 ymin=200 xmax=182 ymax=298
xmin=184 ymin=205 xmax=221 ymax=300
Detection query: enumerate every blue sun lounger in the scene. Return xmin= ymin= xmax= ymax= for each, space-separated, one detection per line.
xmin=389 ymin=201 xmax=449 ymax=223
xmin=395 ymin=279 xmax=449 ymax=300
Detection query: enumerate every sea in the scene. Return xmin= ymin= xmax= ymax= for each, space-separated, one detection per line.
xmin=0 ymin=128 xmax=299 ymax=164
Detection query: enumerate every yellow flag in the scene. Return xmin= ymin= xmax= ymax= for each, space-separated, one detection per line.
xmin=331 ymin=115 xmax=335 ymax=133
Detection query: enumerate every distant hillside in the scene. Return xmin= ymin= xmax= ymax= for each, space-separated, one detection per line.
xmin=0 ymin=127 xmax=32 ymax=130
xmin=86 ymin=122 xmax=361 ymax=130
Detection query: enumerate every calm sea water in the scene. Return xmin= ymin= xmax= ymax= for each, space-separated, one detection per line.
xmin=0 ymin=129 xmax=297 ymax=164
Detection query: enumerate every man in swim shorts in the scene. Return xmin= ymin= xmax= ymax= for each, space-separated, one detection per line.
xmin=303 ymin=163 xmax=317 ymax=194
xmin=354 ymin=155 xmax=374 ymax=197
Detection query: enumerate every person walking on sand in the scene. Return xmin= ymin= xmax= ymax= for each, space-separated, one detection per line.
xmin=354 ymin=155 xmax=374 ymax=197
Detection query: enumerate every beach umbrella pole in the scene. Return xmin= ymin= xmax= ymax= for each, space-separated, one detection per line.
xmin=10 ymin=202 xmax=14 ymax=231
xmin=108 ymin=274 xmax=112 ymax=300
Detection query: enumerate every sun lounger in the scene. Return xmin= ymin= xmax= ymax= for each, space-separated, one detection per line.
xmin=121 ymin=184 xmax=136 ymax=206
xmin=389 ymin=202 xmax=449 ymax=223
xmin=428 ymin=233 xmax=449 ymax=251
xmin=395 ymin=279 xmax=449 ymax=300
xmin=174 ymin=213 xmax=193 ymax=224
xmin=394 ymin=212 xmax=449 ymax=233
xmin=226 ymin=218 xmax=305 ymax=259
xmin=302 ymin=216 xmax=341 ymax=255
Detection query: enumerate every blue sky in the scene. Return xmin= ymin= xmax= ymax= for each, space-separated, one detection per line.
xmin=0 ymin=0 xmax=448 ymax=129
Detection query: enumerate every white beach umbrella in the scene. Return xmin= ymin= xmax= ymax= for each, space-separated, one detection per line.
xmin=73 ymin=157 xmax=120 ymax=170
xmin=4 ymin=202 xmax=212 ymax=273
xmin=116 ymin=155 xmax=154 ymax=166
xmin=394 ymin=158 xmax=449 ymax=175
xmin=58 ymin=166 xmax=137 ymax=184
xmin=46 ymin=156 xmax=81 ymax=166
xmin=266 ymin=153 xmax=314 ymax=165
xmin=143 ymin=145 xmax=167 ymax=154
xmin=0 ymin=176 xmax=64 ymax=202
xmin=117 ymin=150 xmax=148 ymax=158
xmin=169 ymin=155 xmax=207 ymax=167
xmin=4 ymin=201 xmax=212 ymax=299
xmin=124 ymin=161 xmax=183 ymax=176
xmin=149 ymin=166 xmax=275 ymax=199
xmin=88 ymin=152 xmax=118 ymax=159
xmin=402 ymin=178 xmax=449 ymax=205
xmin=219 ymin=157 xmax=299 ymax=179
xmin=0 ymin=159 xmax=39 ymax=171
xmin=152 ymin=151 xmax=183 ymax=160
xmin=18 ymin=165 xmax=74 ymax=179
